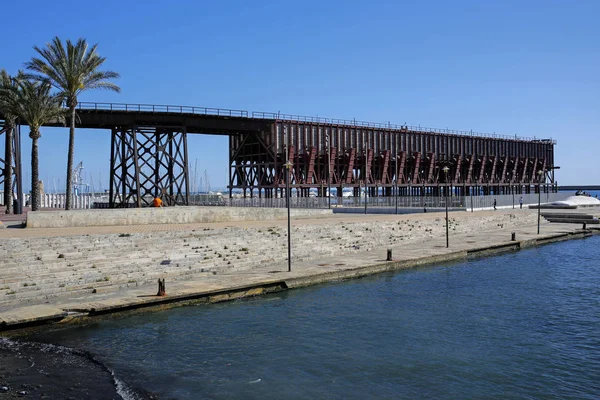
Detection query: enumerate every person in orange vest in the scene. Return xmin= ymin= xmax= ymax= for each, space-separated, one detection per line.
xmin=153 ymin=196 xmax=163 ymax=207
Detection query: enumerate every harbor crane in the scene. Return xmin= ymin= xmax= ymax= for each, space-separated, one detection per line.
xmin=72 ymin=161 xmax=89 ymax=195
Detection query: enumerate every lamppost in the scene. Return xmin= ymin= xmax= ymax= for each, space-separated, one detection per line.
xmin=284 ymin=126 xmax=292 ymax=272
xmin=423 ymin=183 xmax=426 ymax=212
xmin=421 ymin=169 xmax=426 ymax=210
xmin=394 ymin=152 xmax=398 ymax=215
xmin=511 ymin=173 xmax=515 ymax=209
xmin=475 ymin=179 xmax=478 ymax=210
xmin=470 ymin=181 xmax=473 ymax=213
xmin=443 ymin=166 xmax=450 ymax=248
xmin=326 ymin=132 xmax=331 ymax=209
xmin=364 ymin=138 xmax=368 ymax=215
xmin=537 ymin=169 xmax=543 ymax=235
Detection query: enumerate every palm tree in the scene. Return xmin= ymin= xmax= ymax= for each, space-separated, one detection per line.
xmin=0 ymin=70 xmax=24 ymax=214
xmin=0 ymin=80 xmax=64 ymax=211
xmin=26 ymin=36 xmax=120 ymax=209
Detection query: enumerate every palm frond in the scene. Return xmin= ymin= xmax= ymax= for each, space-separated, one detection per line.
xmin=4 ymin=79 xmax=65 ymax=132
xmin=82 ymin=70 xmax=122 ymax=94
xmin=0 ymin=69 xmax=25 ymax=122
xmin=25 ymin=36 xmax=120 ymax=101
xmin=27 ymin=37 xmax=70 ymax=88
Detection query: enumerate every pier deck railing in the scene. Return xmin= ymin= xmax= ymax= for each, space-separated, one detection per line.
xmin=465 ymin=192 xmax=570 ymax=211
xmin=0 ymin=192 xmax=572 ymax=212
xmin=76 ymin=102 xmax=249 ymax=117
xmin=195 ymin=192 xmax=571 ymax=211
xmin=71 ymin=101 xmax=551 ymax=142
xmin=0 ymin=192 xmax=107 ymax=210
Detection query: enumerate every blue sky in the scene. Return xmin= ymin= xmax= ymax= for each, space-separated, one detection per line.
xmin=1 ymin=0 xmax=598 ymax=190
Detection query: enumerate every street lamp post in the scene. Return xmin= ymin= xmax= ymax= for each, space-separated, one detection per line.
xmin=326 ymin=133 xmax=331 ymax=209
xmin=284 ymin=126 xmax=292 ymax=272
xmin=537 ymin=170 xmax=543 ymax=235
xmin=475 ymin=179 xmax=479 ymax=210
xmin=395 ymin=179 xmax=399 ymax=214
xmin=364 ymin=138 xmax=368 ymax=215
xmin=512 ymin=184 xmax=515 ymax=209
xmin=443 ymin=166 xmax=450 ymax=248
xmin=358 ymin=180 xmax=361 ymax=208
xmin=470 ymin=182 xmax=473 ymax=213
xmin=395 ymin=152 xmax=398 ymax=215
xmin=364 ymin=180 xmax=368 ymax=214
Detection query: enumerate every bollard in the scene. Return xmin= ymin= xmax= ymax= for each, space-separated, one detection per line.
xmin=157 ymin=278 xmax=166 ymax=296
xmin=511 ymin=232 xmax=516 ymax=241
xmin=583 ymin=223 xmax=587 ymax=230
xmin=386 ymin=249 xmax=393 ymax=261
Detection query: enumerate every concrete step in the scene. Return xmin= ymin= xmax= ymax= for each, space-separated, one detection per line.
xmin=544 ymin=217 xmax=599 ymax=224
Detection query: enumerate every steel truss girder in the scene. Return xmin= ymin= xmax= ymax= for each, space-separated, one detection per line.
xmin=109 ymin=126 xmax=189 ymax=207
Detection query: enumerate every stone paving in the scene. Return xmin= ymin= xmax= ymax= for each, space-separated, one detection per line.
xmin=0 ymin=207 xmax=598 ymax=329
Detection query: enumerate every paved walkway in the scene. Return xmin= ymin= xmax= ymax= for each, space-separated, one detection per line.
xmin=1 ymin=208 xmax=598 ymax=331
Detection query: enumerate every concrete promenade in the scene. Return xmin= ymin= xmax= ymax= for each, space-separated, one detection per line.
xmin=1 ymin=207 xmax=598 ymax=332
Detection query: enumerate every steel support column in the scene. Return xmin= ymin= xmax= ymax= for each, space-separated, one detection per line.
xmin=109 ymin=126 xmax=189 ymax=208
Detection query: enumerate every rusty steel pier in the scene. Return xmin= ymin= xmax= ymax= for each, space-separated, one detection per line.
xmin=1 ymin=102 xmax=557 ymax=208
xmin=236 ymin=112 xmax=556 ymax=199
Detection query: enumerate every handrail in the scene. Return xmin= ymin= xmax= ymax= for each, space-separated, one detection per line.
xmin=252 ymin=111 xmax=554 ymax=143
xmin=71 ymin=102 xmax=554 ymax=144
xmin=76 ymin=102 xmax=249 ymax=117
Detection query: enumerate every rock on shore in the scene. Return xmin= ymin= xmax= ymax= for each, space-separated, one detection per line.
xmin=0 ymin=337 xmax=161 ymax=399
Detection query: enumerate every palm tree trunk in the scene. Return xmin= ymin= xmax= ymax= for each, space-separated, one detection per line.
xmin=65 ymin=105 xmax=76 ymax=210
xmin=4 ymin=122 xmax=13 ymax=214
xmin=31 ymin=134 xmax=40 ymax=211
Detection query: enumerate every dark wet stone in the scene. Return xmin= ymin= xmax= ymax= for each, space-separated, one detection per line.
xmin=0 ymin=340 xmax=121 ymax=399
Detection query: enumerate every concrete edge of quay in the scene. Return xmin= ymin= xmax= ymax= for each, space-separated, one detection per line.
xmin=1 ymin=227 xmax=598 ymax=336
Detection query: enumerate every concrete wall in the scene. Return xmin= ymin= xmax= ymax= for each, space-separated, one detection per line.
xmin=26 ymin=206 xmax=333 ymax=228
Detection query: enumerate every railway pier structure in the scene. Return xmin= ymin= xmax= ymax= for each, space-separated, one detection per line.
xmin=1 ymin=102 xmax=557 ymax=209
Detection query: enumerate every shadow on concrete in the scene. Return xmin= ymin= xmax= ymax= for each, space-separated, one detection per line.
xmin=1 ymin=221 xmax=26 ymax=229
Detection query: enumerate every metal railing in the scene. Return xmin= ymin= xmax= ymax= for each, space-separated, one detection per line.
xmin=252 ymin=111 xmax=554 ymax=143
xmin=1 ymin=191 xmax=570 ymax=212
xmin=191 ymin=195 xmax=465 ymax=210
xmin=65 ymin=102 xmax=554 ymax=144
xmin=0 ymin=192 xmax=105 ymax=209
xmin=76 ymin=102 xmax=248 ymax=117
xmin=465 ymin=192 xmax=569 ymax=211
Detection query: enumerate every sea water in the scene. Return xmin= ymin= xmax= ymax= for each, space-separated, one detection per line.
xmin=15 ymin=235 xmax=600 ymax=399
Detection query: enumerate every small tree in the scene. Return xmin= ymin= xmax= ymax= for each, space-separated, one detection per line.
xmin=26 ymin=37 xmax=120 ymax=209
xmin=0 ymin=70 xmax=24 ymax=214
xmin=0 ymin=80 xmax=64 ymax=211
